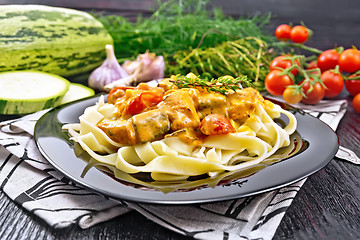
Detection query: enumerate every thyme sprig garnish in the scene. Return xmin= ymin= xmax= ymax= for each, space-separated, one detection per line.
xmin=170 ymin=74 xmax=252 ymax=95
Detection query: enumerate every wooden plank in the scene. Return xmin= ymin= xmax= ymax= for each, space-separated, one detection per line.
xmin=0 ymin=1 xmax=359 ymax=239
xmin=1 ymin=0 xmax=359 ymax=50
xmin=210 ymin=0 xmax=360 ymax=50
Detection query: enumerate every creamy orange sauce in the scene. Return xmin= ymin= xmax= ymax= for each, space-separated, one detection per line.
xmin=98 ymin=80 xmax=268 ymax=146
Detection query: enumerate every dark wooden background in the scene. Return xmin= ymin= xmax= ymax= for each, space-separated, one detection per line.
xmin=1 ymin=0 xmax=360 ymax=50
xmin=0 ymin=1 xmax=360 ymax=239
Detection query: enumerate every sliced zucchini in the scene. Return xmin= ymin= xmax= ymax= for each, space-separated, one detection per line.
xmin=60 ymin=83 xmax=95 ymax=105
xmin=0 ymin=71 xmax=70 ymax=115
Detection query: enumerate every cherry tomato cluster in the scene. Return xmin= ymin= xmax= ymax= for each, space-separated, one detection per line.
xmin=265 ymin=54 xmax=326 ymax=105
xmin=309 ymin=47 xmax=360 ymax=112
xmin=275 ymin=24 xmax=309 ymax=44
xmin=268 ymin=24 xmax=360 ymax=113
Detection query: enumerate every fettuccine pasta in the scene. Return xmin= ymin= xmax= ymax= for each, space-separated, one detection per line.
xmin=63 ymin=75 xmax=299 ymax=193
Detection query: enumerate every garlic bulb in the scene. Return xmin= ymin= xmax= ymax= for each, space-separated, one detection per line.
xmin=88 ymin=44 xmax=129 ymax=91
xmin=122 ymin=51 xmax=165 ymax=82
xmin=104 ymin=51 xmax=165 ymax=91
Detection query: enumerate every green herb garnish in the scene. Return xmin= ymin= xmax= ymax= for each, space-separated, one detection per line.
xmin=170 ymin=74 xmax=252 ymax=95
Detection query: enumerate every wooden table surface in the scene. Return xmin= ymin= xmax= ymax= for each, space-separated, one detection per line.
xmin=0 ymin=1 xmax=360 ymax=239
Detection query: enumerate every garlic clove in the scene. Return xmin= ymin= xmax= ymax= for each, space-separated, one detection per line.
xmin=122 ymin=59 xmax=140 ymax=76
xmin=121 ymin=51 xmax=165 ymax=83
xmin=136 ymin=55 xmax=165 ymax=82
xmin=88 ymin=44 xmax=129 ymax=91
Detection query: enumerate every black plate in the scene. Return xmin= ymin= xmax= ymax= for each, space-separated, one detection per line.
xmin=34 ymin=95 xmax=339 ymax=204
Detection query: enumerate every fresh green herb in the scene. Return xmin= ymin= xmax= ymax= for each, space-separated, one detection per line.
xmin=167 ymin=37 xmax=273 ymax=90
xmin=170 ymin=74 xmax=252 ymax=95
xmin=94 ymin=0 xmax=277 ymax=90
xmin=95 ymin=0 xmax=275 ymax=60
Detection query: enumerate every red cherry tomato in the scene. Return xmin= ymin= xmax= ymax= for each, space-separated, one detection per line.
xmin=265 ymin=70 xmax=294 ymax=96
xmin=317 ymin=49 xmax=340 ymax=72
xmin=290 ymin=25 xmax=309 ymax=44
xmin=353 ymin=93 xmax=360 ymax=113
xmin=301 ymin=79 xmax=325 ymax=104
xmin=306 ymin=60 xmax=318 ymax=70
xmin=345 ymin=74 xmax=360 ymax=97
xmin=320 ymin=70 xmax=344 ymax=98
xmin=127 ymin=91 xmax=163 ymax=115
xmin=305 ymin=60 xmax=320 ymax=75
xmin=269 ymin=55 xmax=299 ymax=76
xmin=127 ymin=96 xmax=145 ymax=115
xmin=275 ymin=24 xmax=292 ymax=41
xmin=200 ymin=114 xmax=235 ymax=135
xmin=338 ymin=49 xmax=360 ymax=73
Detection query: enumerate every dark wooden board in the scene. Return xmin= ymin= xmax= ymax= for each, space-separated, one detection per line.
xmin=1 ymin=0 xmax=359 ymax=50
xmin=0 ymin=1 xmax=360 ymax=239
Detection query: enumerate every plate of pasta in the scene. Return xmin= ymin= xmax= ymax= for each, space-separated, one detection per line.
xmin=34 ymin=75 xmax=338 ymax=204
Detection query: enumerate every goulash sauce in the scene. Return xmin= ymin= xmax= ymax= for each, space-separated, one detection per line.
xmin=98 ymin=79 xmax=271 ymax=146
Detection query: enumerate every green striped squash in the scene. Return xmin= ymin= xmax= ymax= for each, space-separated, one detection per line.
xmin=0 ymin=5 xmax=114 ymax=77
xmin=0 ymin=71 xmax=70 ymax=115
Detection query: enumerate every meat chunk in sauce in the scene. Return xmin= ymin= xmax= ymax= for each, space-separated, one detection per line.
xmin=132 ymin=109 xmax=170 ymax=143
xmin=97 ymin=119 xmax=137 ymax=145
xmin=159 ymin=89 xmax=200 ymax=131
xmin=197 ymin=92 xmax=227 ymax=119
xmin=226 ymin=87 xmax=265 ymax=123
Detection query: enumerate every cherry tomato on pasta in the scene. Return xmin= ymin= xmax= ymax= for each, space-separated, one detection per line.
xmin=320 ymin=70 xmax=344 ymax=98
xmin=265 ymin=70 xmax=293 ymax=96
xmin=353 ymin=93 xmax=360 ymax=113
xmin=200 ymin=114 xmax=235 ymax=135
xmin=338 ymin=49 xmax=360 ymax=73
xmin=127 ymin=95 xmax=145 ymax=115
xmin=317 ymin=49 xmax=340 ymax=72
xmin=301 ymin=79 xmax=325 ymax=104
xmin=275 ymin=24 xmax=292 ymax=41
xmin=127 ymin=91 xmax=163 ymax=115
xmin=283 ymin=88 xmax=303 ymax=104
xmin=345 ymin=74 xmax=360 ymax=96
xmin=269 ymin=55 xmax=299 ymax=76
xmin=290 ymin=25 xmax=309 ymax=44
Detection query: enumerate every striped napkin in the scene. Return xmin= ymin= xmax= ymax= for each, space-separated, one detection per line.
xmin=0 ymin=97 xmax=347 ymax=239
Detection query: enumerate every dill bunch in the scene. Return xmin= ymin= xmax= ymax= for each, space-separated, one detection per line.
xmin=95 ymin=0 xmax=275 ymax=60
xmin=95 ymin=0 xmax=277 ymax=90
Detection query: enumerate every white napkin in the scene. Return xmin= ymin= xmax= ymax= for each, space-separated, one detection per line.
xmin=0 ymin=97 xmax=347 ymax=239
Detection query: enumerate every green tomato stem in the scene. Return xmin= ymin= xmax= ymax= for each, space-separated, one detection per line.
xmin=271 ymin=42 xmax=323 ymax=55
